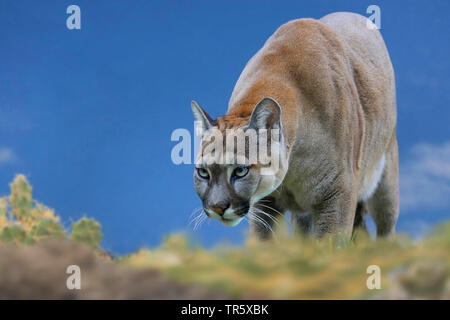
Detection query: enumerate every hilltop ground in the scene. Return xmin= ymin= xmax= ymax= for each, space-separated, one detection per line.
xmin=0 ymin=224 xmax=449 ymax=299
xmin=0 ymin=175 xmax=449 ymax=299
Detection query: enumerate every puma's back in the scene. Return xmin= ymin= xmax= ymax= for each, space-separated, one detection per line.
xmin=192 ymin=12 xmax=398 ymax=239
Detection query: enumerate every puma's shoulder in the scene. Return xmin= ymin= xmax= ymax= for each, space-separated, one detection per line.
xmin=227 ymin=15 xmax=360 ymax=146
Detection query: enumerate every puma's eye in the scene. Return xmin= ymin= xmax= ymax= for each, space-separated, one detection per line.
xmin=233 ymin=166 xmax=249 ymax=178
xmin=197 ymin=168 xmax=210 ymax=179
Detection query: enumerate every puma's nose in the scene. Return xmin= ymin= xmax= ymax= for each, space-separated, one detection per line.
xmin=208 ymin=201 xmax=230 ymax=216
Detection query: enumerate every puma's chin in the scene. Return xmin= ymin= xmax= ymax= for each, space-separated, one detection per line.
xmin=220 ymin=216 xmax=244 ymax=227
xmin=205 ymin=208 xmax=247 ymax=227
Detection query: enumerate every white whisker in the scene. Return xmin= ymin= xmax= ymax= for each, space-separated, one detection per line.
xmin=188 ymin=207 xmax=203 ymax=224
xmin=256 ymin=203 xmax=283 ymax=216
xmin=189 ymin=211 xmax=203 ymax=226
xmin=249 ymin=208 xmax=273 ymax=233
xmin=189 ymin=207 xmax=208 ymax=231
xmin=193 ymin=212 xmax=207 ymax=231
xmin=252 ymin=207 xmax=279 ymax=225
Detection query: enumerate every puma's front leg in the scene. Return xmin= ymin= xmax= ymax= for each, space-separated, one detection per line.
xmin=312 ymin=186 xmax=357 ymax=240
xmin=290 ymin=212 xmax=313 ymax=236
xmin=249 ymin=197 xmax=285 ymax=240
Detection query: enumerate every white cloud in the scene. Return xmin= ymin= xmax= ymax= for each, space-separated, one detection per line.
xmin=0 ymin=148 xmax=16 ymax=165
xmin=400 ymin=142 xmax=450 ymax=211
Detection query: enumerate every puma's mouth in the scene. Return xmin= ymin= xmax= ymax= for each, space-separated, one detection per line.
xmin=205 ymin=207 xmax=247 ymax=227
xmin=220 ymin=216 xmax=244 ymax=226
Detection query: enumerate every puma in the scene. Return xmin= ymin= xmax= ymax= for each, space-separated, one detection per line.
xmin=191 ymin=12 xmax=398 ymax=239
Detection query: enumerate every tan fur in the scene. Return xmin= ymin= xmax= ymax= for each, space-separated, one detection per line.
xmin=193 ymin=12 xmax=399 ymax=238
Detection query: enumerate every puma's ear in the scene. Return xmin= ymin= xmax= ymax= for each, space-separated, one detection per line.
xmin=248 ymin=97 xmax=282 ymax=129
xmin=191 ymin=100 xmax=214 ymax=133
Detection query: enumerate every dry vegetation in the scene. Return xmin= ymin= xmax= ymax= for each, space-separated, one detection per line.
xmin=0 ymin=175 xmax=449 ymax=299
xmin=122 ymin=224 xmax=450 ymax=299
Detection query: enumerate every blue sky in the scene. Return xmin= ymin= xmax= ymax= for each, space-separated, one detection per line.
xmin=0 ymin=0 xmax=449 ymax=254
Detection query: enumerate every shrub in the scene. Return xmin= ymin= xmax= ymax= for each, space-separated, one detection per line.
xmin=0 ymin=225 xmax=33 ymax=245
xmin=0 ymin=175 xmax=102 ymax=248
xmin=70 ymin=217 xmax=103 ymax=248
xmin=30 ymin=219 xmax=66 ymax=242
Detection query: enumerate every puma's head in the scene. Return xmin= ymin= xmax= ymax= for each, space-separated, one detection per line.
xmin=191 ymin=97 xmax=288 ymax=226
